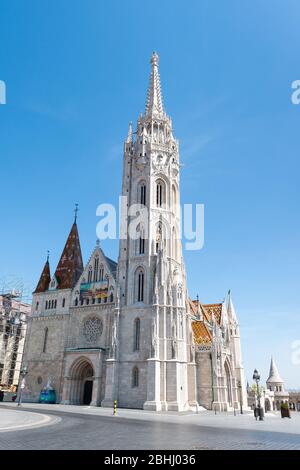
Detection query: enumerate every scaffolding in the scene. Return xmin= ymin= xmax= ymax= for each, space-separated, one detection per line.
xmin=0 ymin=277 xmax=32 ymax=392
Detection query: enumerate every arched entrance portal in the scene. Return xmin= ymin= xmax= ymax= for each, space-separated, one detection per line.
xmin=69 ymin=358 xmax=94 ymax=405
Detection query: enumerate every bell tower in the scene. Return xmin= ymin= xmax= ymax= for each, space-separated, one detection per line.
xmin=102 ymin=53 xmax=192 ymax=411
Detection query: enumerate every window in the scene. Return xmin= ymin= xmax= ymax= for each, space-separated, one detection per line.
xmin=136 ymin=225 xmax=145 ymax=255
xmin=138 ymin=183 xmax=146 ymax=205
xmin=54 ymin=300 xmax=57 ymax=309
xmin=133 ymin=318 xmax=140 ymax=351
xmin=62 ymin=298 xmax=65 ymax=308
xmin=99 ymin=265 xmax=104 ymax=282
xmin=139 ymin=235 xmax=145 ymax=254
xmin=132 ymin=367 xmax=139 ymax=388
xmin=35 ymin=302 xmax=39 ymax=311
xmin=156 ymin=179 xmax=165 ymax=207
xmin=110 ymin=293 xmax=114 ymax=302
xmin=88 ymin=266 xmax=92 ymax=283
xmin=45 ymin=301 xmax=48 ymax=310
xmin=136 ymin=269 xmax=144 ymax=302
xmin=75 ymin=298 xmax=78 ymax=306
xmin=43 ymin=327 xmax=48 ymax=353
xmin=94 ymin=257 xmax=99 ymax=282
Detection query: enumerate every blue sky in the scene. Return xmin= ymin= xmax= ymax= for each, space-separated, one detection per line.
xmin=1 ymin=0 xmax=300 ymax=387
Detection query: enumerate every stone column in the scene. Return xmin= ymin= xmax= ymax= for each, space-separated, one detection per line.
xmin=101 ymin=358 xmax=118 ymax=408
xmin=143 ymin=358 xmax=161 ymax=411
xmin=90 ymin=352 xmax=102 ymax=406
xmin=166 ymin=360 xmax=188 ymax=411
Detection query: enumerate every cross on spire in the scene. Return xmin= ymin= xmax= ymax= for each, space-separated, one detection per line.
xmin=74 ymin=203 xmax=79 ymax=223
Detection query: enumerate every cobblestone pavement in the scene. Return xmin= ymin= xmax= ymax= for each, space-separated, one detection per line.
xmin=0 ymin=406 xmax=299 ymax=450
xmin=0 ymin=408 xmax=60 ymax=433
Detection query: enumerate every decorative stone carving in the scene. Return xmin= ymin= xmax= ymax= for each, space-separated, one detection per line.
xmin=82 ymin=317 xmax=103 ymax=343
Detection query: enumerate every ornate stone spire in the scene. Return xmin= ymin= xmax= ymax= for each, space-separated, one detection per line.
xmin=126 ymin=121 xmax=133 ymax=143
xmin=54 ymin=219 xmax=84 ymax=290
xmin=226 ymin=289 xmax=238 ymax=324
xmin=267 ymin=356 xmax=284 ymax=384
xmin=145 ymin=52 xmax=164 ymax=116
xmin=34 ymin=253 xmax=51 ymax=293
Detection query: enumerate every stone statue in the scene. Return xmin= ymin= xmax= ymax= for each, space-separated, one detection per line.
xmin=190 ymin=342 xmax=196 ymax=362
xmin=110 ymin=314 xmax=119 ymax=359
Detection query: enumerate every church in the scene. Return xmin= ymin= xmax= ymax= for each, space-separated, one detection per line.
xmin=22 ymin=53 xmax=248 ymax=411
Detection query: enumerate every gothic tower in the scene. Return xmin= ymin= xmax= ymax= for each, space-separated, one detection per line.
xmin=102 ymin=52 xmax=191 ymax=411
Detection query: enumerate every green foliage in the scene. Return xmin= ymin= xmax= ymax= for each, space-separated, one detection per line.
xmin=250 ymin=383 xmax=265 ymax=394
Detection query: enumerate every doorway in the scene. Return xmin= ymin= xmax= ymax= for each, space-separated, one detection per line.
xmin=83 ymin=380 xmax=93 ymax=405
xmin=68 ymin=357 xmax=94 ymax=405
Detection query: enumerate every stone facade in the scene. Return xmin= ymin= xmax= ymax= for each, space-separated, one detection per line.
xmin=22 ymin=53 xmax=247 ymax=411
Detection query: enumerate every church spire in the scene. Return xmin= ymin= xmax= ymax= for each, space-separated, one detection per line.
xmin=126 ymin=121 xmax=133 ymax=143
xmin=54 ymin=215 xmax=84 ymax=290
xmin=145 ymin=52 xmax=164 ymax=116
xmin=226 ymin=289 xmax=238 ymax=324
xmin=267 ymin=356 xmax=283 ymax=384
xmin=34 ymin=252 xmax=51 ymax=293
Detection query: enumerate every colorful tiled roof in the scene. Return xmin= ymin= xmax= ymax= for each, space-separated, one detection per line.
xmin=191 ymin=321 xmax=212 ymax=345
xmin=202 ymin=303 xmax=223 ymax=325
xmin=34 ymin=259 xmax=51 ymax=293
xmin=54 ymin=222 xmax=84 ymax=290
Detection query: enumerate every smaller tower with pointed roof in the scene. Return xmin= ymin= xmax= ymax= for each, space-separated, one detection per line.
xmin=34 ymin=252 xmax=51 ymax=294
xmin=266 ymin=356 xmax=285 ymax=391
xmin=53 ymin=217 xmax=84 ymax=290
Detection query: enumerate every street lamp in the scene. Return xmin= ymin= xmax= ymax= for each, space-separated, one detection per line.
xmin=238 ymin=381 xmax=243 ymax=414
xmin=17 ymin=366 xmax=28 ymax=406
xmin=253 ymin=368 xmax=263 ymax=421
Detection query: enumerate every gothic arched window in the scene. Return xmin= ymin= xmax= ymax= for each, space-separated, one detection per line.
xmin=133 ymin=318 xmax=140 ymax=351
xmin=88 ymin=266 xmax=92 ymax=283
xmin=136 ymin=225 xmax=145 ymax=255
xmin=132 ymin=366 xmax=139 ymax=388
xmin=94 ymin=256 xmax=99 ymax=282
xmin=138 ymin=181 xmax=146 ymax=206
xmin=156 ymin=179 xmax=166 ymax=207
xmin=43 ymin=327 xmax=48 ymax=353
xmin=99 ymin=265 xmax=104 ymax=282
xmin=135 ymin=268 xmax=145 ymax=302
